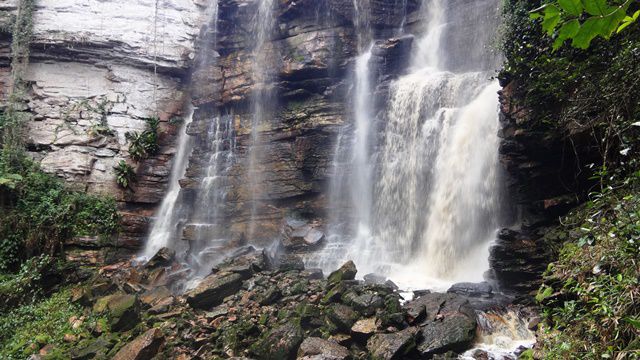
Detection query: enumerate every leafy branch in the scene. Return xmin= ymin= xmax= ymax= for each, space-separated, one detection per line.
xmin=531 ymin=0 xmax=639 ymax=49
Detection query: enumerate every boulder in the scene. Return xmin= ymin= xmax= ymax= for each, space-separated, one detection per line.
xmin=327 ymin=261 xmax=357 ymax=284
xmin=410 ymin=293 xmax=478 ymax=356
xmin=278 ymin=254 xmax=306 ymax=271
xmin=251 ymin=323 xmax=303 ymax=359
xmin=447 ymin=282 xmax=493 ymax=298
xmin=146 ymin=247 xmax=175 ymax=268
xmin=186 ymin=272 xmax=244 ymax=309
xmin=363 ymin=273 xmax=386 ymax=285
xmin=351 ymin=317 xmax=377 ymax=337
xmin=366 ymin=327 xmax=418 ymax=360
xmin=326 ymin=303 xmax=359 ymax=332
xmin=281 ymin=219 xmax=326 ymax=251
xmin=92 ymin=293 xmax=139 ymax=331
xmin=140 ymin=286 xmax=172 ymax=307
xmin=112 ymin=328 xmax=164 ymax=360
xmin=297 ymin=337 xmax=350 ymax=360
xmin=343 ymin=292 xmax=383 ymax=316
xmin=221 ymin=247 xmax=269 ymax=278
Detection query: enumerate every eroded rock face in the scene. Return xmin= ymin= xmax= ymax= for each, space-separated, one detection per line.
xmin=0 ymin=0 xmax=209 ymax=257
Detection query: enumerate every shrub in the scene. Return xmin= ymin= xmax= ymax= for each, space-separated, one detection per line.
xmin=126 ymin=116 xmax=160 ymax=161
xmin=113 ymin=160 xmax=136 ymax=190
xmin=0 ymin=157 xmax=119 ymax=272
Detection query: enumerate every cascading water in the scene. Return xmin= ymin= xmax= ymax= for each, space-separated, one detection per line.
xmin=142 ymin=0 xmax=220 ymax=262
xmin=247 ymin=0 xmax=276 ymax=240
xmin=142 ymin=108 xmax=194 ymax=259
xmin=321 ymin=0 xmax=503 ymax=290
xmin=187 ymin=115 xmax=236 ymax=277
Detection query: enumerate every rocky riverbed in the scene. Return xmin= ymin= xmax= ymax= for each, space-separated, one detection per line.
xmin=39 ymin=248 xmax=537 ymax=360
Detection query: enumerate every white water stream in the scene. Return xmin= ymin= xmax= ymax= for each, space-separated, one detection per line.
xmin=317 ymin=0 xmax=503 ymax=292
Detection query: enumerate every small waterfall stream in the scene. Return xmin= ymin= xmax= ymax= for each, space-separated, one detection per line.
xmin=142 ymin=108 xmax=194 ymax=259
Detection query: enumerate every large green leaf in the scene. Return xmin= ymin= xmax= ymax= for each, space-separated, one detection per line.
xmin=559 ymin=0 xmax=583 ymax=16
xmin=554 ymin=19 xmax=581 ymax=50
xmin=582 ymin=0 xmax=613 ymax=16
xmin=572 ymin=17 xmax=603 ymax=48
xmin=543 ymin=5 xmax=562 ymax=35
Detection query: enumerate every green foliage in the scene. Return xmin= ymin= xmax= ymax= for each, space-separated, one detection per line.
xmin=126 ymin=116 xmax=160 ymax=161
xmin=536 ymin=179 xmax=640 ymax=359
xmin=501 ymin=0 xmax=640 ymax=188
xmin=531 ymin=0 xmax=639 ymax=49
xmin=113 ymin=160 xmax=136 ymax=190
xmin=0 ymin=255 xmax=54 ymax=312
xmin=0 ymin=157 xmax=119 ymax=272
xmin=0 ymin=287 xmax=109 ymax=359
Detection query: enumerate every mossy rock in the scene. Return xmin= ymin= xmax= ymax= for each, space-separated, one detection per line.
xmin=93 ymin=293 xmax=140 ymax=332
xmin=327 ymin=261 xmax=357 ymax=285
xmin=249 ymin=322 xmax=303 ymax=360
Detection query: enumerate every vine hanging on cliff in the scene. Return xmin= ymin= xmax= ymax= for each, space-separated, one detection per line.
xmin=1 ymin=0 xmax=35 ymax=166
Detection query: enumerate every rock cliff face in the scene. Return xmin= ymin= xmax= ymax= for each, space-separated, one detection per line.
xmin=1 ymin=0 xmax=425 ymax=262
xmin=174 ymin=0 xmax=421 ymax=251
xmin=1 ymin=0 xmax=209 ymax=261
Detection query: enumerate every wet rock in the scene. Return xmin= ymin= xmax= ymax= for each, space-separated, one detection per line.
xmin=257 ymin=287 xmax=282 ymax=306
xmin=222 ymin=247 xmax=269 ymax=279
xmin=92 ymin=293 xmax=139 ymax=331
xmin=363 ymin=273 xmax=386 ymax=285
xmin=250 ymin=322 xmax=303 ymax=359
xmin=112 ymin=328 xmax=164 ymax=360
xmin=326 ymin=303 xmax=360 ymax=332
xmin=412 ymin=293 xmax=477 ymax=356
xmin=186 ymin=272 xmax=243 ymax=309
xmin=297 ymin=337 xmax=350 ymax=360
xmin=366 ymin=327 xmax=418 ymax=360
xmin=447 ymin=282 xmax=493 ymax=298
xmin=282 ymin=218 xmax=325 ymax=251
xmin=327 ymin=261 xmax=357 ymax=284
xmin=278 ymin=254 xmax=306 ymax=271
xmin=471 ymin=349 xmax=490 ymax=360
xmin=146 ymin=247 xmax=175 ymax=268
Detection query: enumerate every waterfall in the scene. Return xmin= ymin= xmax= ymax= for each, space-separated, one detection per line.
xmin=247 ymin=0 xmax=276 ymax=240
xmin=141 ymin=0 xmax=220 ymax=261
xmin=187 ymin=115 xmax=236 ymax=277
xmin=321 ymin=0 xmax=503 ymax=290
xmin=142 ymin=108 xmax=194 ymax=259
